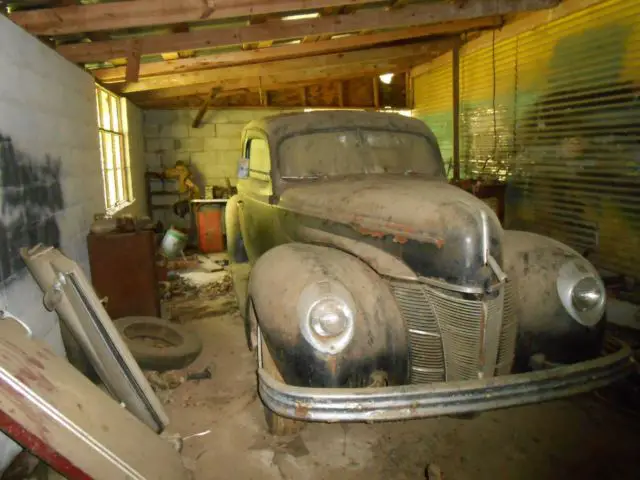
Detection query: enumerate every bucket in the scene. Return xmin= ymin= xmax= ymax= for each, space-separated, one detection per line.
xmin=161 ymin=227 xmax=188 ymax=258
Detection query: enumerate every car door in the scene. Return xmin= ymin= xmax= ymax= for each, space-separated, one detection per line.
xmin=236 ymin=131 xmax=277 ymax=261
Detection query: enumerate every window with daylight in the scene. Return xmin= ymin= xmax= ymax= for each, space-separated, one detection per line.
xmin=96 ymin=85 xmax=132 ymax=213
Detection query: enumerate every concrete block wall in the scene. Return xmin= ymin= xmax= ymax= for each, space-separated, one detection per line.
xmin=143 ymin=109 xmax=297 ymax=193
xmin=0 ymin=14 xmax=114 ymax=468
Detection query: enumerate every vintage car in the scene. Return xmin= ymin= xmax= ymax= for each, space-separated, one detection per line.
xmin=225 ymin=111 xmax=634 ymax=435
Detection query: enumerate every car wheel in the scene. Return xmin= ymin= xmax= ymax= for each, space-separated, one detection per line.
xmin=115 ymin=316 xmax=203 ymax=372
xmin=250 ymin=300 xmax=304 ymax=436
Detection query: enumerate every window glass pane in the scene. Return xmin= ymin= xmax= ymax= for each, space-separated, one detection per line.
xmin=110 ymin=95 xmax=120 ymax=133
xmin=106 ymin=168 xmax=117 ymax=207
xmin=103 ymin=132 xmax=114 ymax=170
xmin=96 ymin=85 xmax=131 ymax=211
xmin=113 ymin=135 xmax=124 ymax=203
xmin=100 ymin=90 xmax=111 ymax=130
xmin=248 ymin=138 xmax=270 ymax=173
xmin=96 ymin=94 xmax=102 ymax=127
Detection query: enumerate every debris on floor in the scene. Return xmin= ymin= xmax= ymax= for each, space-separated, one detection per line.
xmin=145 ymin=370 xmax=186 ymax=391
xmin=186 ymin=366 xmax=213 ymax=382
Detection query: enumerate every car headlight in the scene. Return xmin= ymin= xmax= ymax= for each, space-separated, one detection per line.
xmin=572 ymin=277 xmax=603 ymax=312
xmin=298 ymin=281 xmax=356 ymax=354
xmin=557 ymin=261 xmax=606 ymax=327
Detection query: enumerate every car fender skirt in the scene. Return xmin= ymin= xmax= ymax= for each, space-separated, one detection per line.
xmin=250 ymin=243 xmax=409 ymax=387
xmin=258 ymin=337 xmax=634 ymax=422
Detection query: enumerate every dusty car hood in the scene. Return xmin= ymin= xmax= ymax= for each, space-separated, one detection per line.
xmin=278 ymin=175 xmax=503 ymax=286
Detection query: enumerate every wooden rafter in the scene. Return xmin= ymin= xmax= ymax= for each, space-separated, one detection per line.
xmin=10 ymin=0 xmax=386 ymax=36
xmin=125 ymin=39 xmax=142 ymax=83
xmin=56 ymin=0 xmax=559 ymax=64
xmin=117 ymin=42 xmax=446 ymax=93
xmin=127 ymin=57 xmax=428 ymax=103
xmin=192 ymin=87 xmax=221 ymax=128
xmin=93 ymin=18 xmax=500 ymax=84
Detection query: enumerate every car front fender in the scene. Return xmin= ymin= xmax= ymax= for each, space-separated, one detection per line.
xmin=249 ymin=243 xmax=409 ymax=388
xmin=503 ymin=231 xmax=606 ymax=370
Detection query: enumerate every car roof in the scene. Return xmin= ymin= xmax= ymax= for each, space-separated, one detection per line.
xmin=244 ymin=110 xmax=434 ymax=142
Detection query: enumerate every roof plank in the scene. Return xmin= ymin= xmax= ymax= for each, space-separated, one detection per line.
xmin=57 ymin=0 xmax=559 ymax=64
xmin=93 ymin=18 xmax=501 ymax=84
xmin=10 ymin=0 xmax=384 ymax=36
xmin=118 ymin=41 xmax=452 ymax=93
xmin=126 ymin=55 xmax=430 ymax=102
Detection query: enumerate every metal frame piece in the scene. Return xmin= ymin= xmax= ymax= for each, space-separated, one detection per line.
xmin=20 ymin=245 xmax=168 ymax=433
xmin=258 ymin=338 xmax=634 ymax=422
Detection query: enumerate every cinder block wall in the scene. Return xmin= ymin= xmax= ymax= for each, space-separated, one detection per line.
xmin=143 ymin=108 xmax=297 ymax=192
xmin=0 ymin=15 xmax=106 ymax=353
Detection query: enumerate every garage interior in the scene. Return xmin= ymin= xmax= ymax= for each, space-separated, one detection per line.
xmin=0 ymin=0 xmax=639 ymax=478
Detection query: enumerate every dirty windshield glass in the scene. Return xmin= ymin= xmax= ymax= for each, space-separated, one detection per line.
xmin=278 ymin=129 xmax=443 ymax=178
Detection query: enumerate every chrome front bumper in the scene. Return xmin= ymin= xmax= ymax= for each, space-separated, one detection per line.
xmin=258 ymin=339 xmax=635 ymax=422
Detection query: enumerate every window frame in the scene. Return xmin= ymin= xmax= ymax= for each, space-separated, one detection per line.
xmin=96 ymin=85 xmax=133 ymax=214
xmin=245 ymin=136 xmax=271 ymax=181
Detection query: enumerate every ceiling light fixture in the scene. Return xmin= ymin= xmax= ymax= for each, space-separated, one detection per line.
xmin=282 ymin=12 xmax=320 ymax=21
xmin=379 ymin=73 xmax=395 ymax=85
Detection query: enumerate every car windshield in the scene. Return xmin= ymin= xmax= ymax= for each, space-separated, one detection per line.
xmin=278 ymin=129 xmax=444 ymax=178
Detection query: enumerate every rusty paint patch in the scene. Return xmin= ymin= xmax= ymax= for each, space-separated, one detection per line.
xmin=356 ymin=226 xmax=386 ymax=239
xmin=327 ymin=356 xmax=338 ymax=376
xmin=393 ymin=235 xmax=408 ymax=244
xmin=295 ymin=402 xmax=311 ymax=419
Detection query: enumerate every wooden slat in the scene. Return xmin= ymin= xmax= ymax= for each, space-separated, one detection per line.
xmin=133 ymin=74 xmax=408 ymax=109
xmin=118 ymin=42 xmax=445 ymax=93
xmin=10 ymin=0 xmax=385 ymax=36
xmin=372 ymin=77 xmax=380 ymax=108
xmin=57 ymin=0 xmax=560 ymax=63
xmin=93 ymin=18 xmax=500 ymax=84
xmin=126 ymin=57 xmax=428 ymax=103
xmin=125 ymin=39 xmax=142 ymax=83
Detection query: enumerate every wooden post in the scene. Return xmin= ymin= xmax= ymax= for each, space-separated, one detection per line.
xmin=192 ymin=87 xmax=221 ymax=128
xmin=125 ymin=39 xmax=142 ymax=83
xmin=452 ymin=41 xmax=460 ymax=181
xmin=373 ymin=77 xmax=380 ymax=109
xmin=337 ymin=81 xmax=345 ymax=107
xmin=259 ymin=88 xmax=269 ymax=107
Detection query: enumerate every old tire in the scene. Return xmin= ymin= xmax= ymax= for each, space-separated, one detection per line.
xmin=251 ymin=301 xmax=304 ymax=436
xmin=115 ymin=316 xmax=202 ymax=372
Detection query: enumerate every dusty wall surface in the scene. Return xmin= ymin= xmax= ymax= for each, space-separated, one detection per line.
xmin=0 ymin=14 xmax=114 ymax=469
xmin=142 ymin=108 xmax=298 ymax=189
xmin=0 ymin=15 xmax=106 ymax=351
xmin=142 ymin=108 xmax=297 ymax=227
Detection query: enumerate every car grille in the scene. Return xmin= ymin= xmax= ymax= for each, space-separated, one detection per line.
xmin=389 ymin=280 xmax=517 ymax=383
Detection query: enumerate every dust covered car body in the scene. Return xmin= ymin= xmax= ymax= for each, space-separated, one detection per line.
xmin=225 ymin=111 xmax=633 ymax=433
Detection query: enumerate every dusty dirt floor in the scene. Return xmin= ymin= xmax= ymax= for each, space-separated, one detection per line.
xmin=159 ymin=289 xmax=640 ymax=480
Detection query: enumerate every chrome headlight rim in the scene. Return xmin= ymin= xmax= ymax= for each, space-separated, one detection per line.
xmin=297 ymin=280 xmax=356 ymax=355
xmin=557 ymin=261 xmax=606 ymax=327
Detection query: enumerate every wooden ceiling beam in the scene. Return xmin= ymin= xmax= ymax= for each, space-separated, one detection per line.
xmin=117 ymin=42 xmax=445 ymax=93
xmin=125 ymin=40 xmax=142 ymax=83
xmin=93 ymin=18 xmax=501 ymax=84
xmin=132 ymin=73 xmax=408 ymax=109
xmin=10 ymin=0 xmax=385 ymax=36
xmin=56 ymin=0 xmax=559 ymax=64
xmin=126 ymin=57 xmax=428 ymax=103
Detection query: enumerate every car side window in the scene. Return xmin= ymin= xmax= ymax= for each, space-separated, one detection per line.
xmin=246 ymin=138 xmax=270 ymax=180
